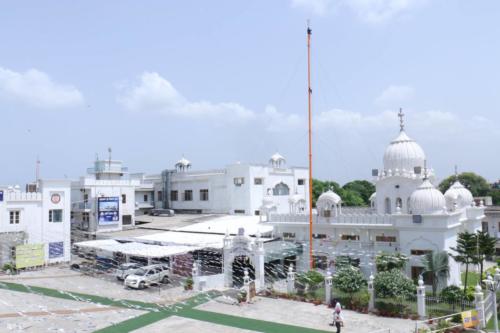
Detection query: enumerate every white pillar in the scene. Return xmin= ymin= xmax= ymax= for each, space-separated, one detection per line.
xmin=223 ymin=236 xmax=232 ymax=288
xmin=325 ymin=270 xmax=333 ymax=305
xmin=287 ymin=264 xmax=296 ymax=294
xmin=243 ymin=268 xmax=251 ymax=302
xmin=254 ymin=238 xmax=265 ymax=291
xmin=474 ymin=284 xmax=486 ymax=328
xmin=367 ymin=273 xmax=375 ymax=312
xmin=417 ymin=275 xmax=426 ymax=319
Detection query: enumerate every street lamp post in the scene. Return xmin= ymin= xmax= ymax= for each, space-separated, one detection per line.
xmin=483 ymin=268 xmax=500 ymax=333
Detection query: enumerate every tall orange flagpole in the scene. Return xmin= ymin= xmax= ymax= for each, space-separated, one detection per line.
xmin=307 ymin=23 xmax=314 ymax=270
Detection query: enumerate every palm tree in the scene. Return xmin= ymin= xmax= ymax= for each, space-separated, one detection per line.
xmin=421 ymin=251 xmax=450 ymax=297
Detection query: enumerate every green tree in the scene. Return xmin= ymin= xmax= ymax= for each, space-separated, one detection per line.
xmin=489 ymin=188 xmax=500 ymax=206
xmin=439 ymin=172 xmax=490 ymax=197
xmin=421 ymin=251 xmax=450 ymax=297
xmin=332 ymin=266 xmax=367 ymax=301
xmin=449 ymin=231 xmax=478 ymax=300
xmin=342 ymin=180 xmax=375 ymax=205
xmin=477 ymin=230 xmax=496 ymax=280
xmin=339 ymin=189 xmax=365 ymax=207
xmin=312 ymin=179 xmax=341 ymax=207
xmin=375 ymin=252 xmax=409 ymax=272
xmin=374 ymin=269 xmax=414 ymax=299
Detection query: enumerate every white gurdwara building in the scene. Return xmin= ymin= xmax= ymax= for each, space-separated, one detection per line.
xmin=267 ymin=115 xmax=484 ymax=287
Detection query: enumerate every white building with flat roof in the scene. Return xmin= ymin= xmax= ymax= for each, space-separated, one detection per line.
xmin=153 ymin=154 xmax=309 ymax=216
xmin=71 ymin=158 xmax=138 ymax=234
xmin=0 ymin=179 xmax=71 ymax=267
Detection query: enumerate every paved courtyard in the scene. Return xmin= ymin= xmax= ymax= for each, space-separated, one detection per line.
xmin=0 ymin=267 xmax=418 ymax=333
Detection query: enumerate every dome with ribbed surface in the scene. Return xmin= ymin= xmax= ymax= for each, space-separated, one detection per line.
xmin=383 ymin=131 xmax=425 ymax=173
xmin=409 ymin=180 xmax=446 ymax=215
xmin=444 ymin=180 xmax=473 ymax=209
xmin=317 ymin=190 xmax=342 ymax=205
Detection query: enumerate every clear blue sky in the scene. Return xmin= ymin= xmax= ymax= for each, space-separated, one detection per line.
xmin=1 ymin=0 xmax=499 ymax=185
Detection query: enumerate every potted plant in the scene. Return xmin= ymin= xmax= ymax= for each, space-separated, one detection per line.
xmin=184 ymin=277 xmax=193 ymax=290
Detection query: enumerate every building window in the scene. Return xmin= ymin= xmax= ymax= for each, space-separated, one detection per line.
xmin=200 ymin=189 xmax=209 ymax=201
xmin=396 ymin=197 xmax=402 ymax=210
xmin=410 ymin=249 xmax=432 ymax=256
xmin=83 ymin=193 xmax=88 ymax=204
xmin=254 ymin=210 xmax=260 ymax=216
xmin=234 ymin=177 xmax=245 ymax=186
xmin=322 ymin=209 xmax=331 ymax=218
xmin=375 ymin=235 xmax=397 ymax=242
xmin=49 ymin=209 xmax=63 ymax=223
xmin=313 ymin=234 xmax=327 ymax=239
xmin=482 ymin=222 xmax=489 ymax=233
xmin=122 ymin=194 xmax=126 ymax=204
xmin=170 ymin=190 xmax=178 ymax=201
xmin=254 ymin=178 xmax=263 ymax=185
xmin=9 ymin=211 xmax=20 ymax=224
xmin=184 ymin=190 xmax=193 ymax=201
xmin=83 ymin=212 xmax=90 ymax=222
xmin=273 ymin=182 xmax=290 ymax=196
xmin=298 ymin=179 xmax=305 ymax=185
xmin=384 ymin=197 xmax=391 ymax=214
xmin=143 ymin=194 xmax=148 ymax=202
xmin=234 ymin=209 xmax=245 ymax=214
xmin=283 ymin=232 xmax=296 ymax=239
xmin=157 ymin=191 xmax=163 ymax=201
xmin=341 ymin=235 xmax=359 ymax=241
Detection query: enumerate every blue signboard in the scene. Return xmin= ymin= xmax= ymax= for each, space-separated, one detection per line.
xmin=98 ymin=197 xmax=120 ymax=225
xmin=0 ymin=190 xmax=3 ymax=202
xmin=49 ymin=242 xmax=64 ymax=258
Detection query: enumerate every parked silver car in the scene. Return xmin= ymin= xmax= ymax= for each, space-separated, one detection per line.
xmin=124 ymin=264 xmax=170 ymax=289
xmin=115 ymin=263 xmax=143 ymax=281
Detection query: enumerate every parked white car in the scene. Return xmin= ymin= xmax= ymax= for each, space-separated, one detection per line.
xmin=124 ymin=264 xmax=170 ymax=289
xmin=115 ymin=263 xmax=143 ymax=281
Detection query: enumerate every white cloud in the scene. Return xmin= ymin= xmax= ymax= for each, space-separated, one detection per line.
xmin=315 ymin=108 xmax=395 ymax=130
xmin=344 ymin=0 xmax=426 ymax=24
xmin=0 ymin=67 xmax=84 ymax=109
xmin=262 ymin=105 xmax=303 ymax=132
xmin=290 ymin=0 xmax=333 ymax=16
xmin=117 ymin=72 xmax=254 ymax=123
xmin=375 ymin=85 xmax=415 ymax=106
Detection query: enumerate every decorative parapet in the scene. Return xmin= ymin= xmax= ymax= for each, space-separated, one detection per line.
xmin=5 ymin=192 xmax=42 ymax=202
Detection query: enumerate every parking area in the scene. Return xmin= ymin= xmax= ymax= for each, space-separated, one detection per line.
xmin=0 ymin=265 xmax=197 ymax=305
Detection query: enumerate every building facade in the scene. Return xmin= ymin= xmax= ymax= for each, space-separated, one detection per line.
xmin=0 ymin=179 xmax=71 ymax=267
xmin=71 ymin=159 xmax=138 ymax=234
xmin=152 ymin=154 xmax=309 ymax=216
xmin=264 ymin=115 xmax=484 ymax=288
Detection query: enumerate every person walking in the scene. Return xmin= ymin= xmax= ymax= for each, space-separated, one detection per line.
xmin=332 ymin=302 xmax=343 ymax=333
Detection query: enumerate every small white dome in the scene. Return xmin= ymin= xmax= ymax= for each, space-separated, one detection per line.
xmin=383 ymin=131 xmax=426 ymax=173
xmin=175 ymin=157 xmax=191 ymax=167
xmin=409 ymin=180 xmax=446 ymax=215
xmin=317 ymin=190 xmax=342 ymax=205
xmin=444 ymin=180 xmax=473 ymax=209
xmin=270 ymin=152 xmax=285 ymax=161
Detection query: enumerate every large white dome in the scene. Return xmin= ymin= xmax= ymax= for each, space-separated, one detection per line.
xmin=444 ymin=180 xmax=473 ymax=209
xmin=409 ymin=180 xmax=446 ymax=215
xmin=383 ymin=131 xmax=426 ymax=173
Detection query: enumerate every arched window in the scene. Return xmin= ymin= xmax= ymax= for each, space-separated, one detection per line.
xmin=385 ymin=197 xmax=391 ymax=214
xmin=273 ymin=182 xmax=290 ymax=196
xmin=396 ymin=197 xmax=403 ymax=211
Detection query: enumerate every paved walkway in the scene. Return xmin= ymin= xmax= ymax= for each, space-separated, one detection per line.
xmin=0 ymin=281 xmax=334 ymax=333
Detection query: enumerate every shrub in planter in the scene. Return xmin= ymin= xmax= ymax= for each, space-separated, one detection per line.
xmin=374 ymin=269 xmax=414 ymax=299
xmin=237 ymin=290 xmax=247 ymax=303
xmin=184 ymin=277 xmax=194 ymax=290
